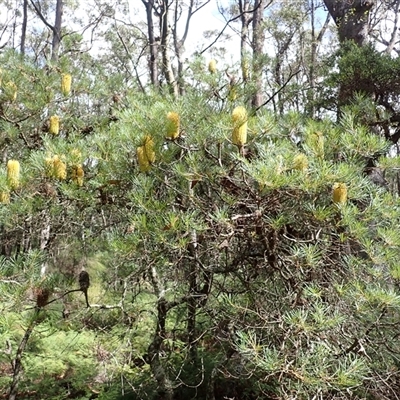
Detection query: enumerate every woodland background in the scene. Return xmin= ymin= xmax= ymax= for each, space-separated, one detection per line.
xmin=2 ymin=0 xmax=400 ymax=399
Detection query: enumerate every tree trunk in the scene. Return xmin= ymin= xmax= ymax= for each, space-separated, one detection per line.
xmin=143 ymin=0 xmax=159 ymax=88
xmin=309 ymin=0 xmax=317 ymax=118
xmin=323 ymin=0 xmax=375 ymax=46
xmin=147 ymin=266 xmax=173 ymax=400
xmin=160 ymin=0 xmax=178 ymax=97
xmin=239 ymin=0 xmax=251 ymax=83
xmin=20 ymin=0 xmax=28 ymax=55
xmin=308 ymin=1 xmax=330 ymax=118
xmin=51 ymin=0 xmax=63 ymax=62
xmin=8 ymin=312 xmax=39 ymax=400
xmin=251 ymin=0 xmax=265 ymax=109
xmin=172 ymin=0 xmax=186 ymax=95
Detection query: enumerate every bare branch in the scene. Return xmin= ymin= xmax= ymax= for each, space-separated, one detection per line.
xmin=28 ymin=0 xmax=55 ymax=34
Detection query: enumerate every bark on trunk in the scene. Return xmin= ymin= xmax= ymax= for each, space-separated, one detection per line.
xmin=323 ymin=0 xmax=375 ymax=46
xmin=143 ymin=0 xmax=159 ymax=87
xmin=308 ymin=1 xmax=330 ymax=118
xmin=160 ymin=0 xmax=178 ymax=97
xmin=20 ymin=0 xmax=28 ymax=55
xmin=8 ymin=312 xmax=39 ymax=400
xmin=251 ymin=0 xmax=266 ymax=109
xmin=51 ymin=0 xmax=63 ymax=62
xmin=239 ymin=0 xmax=251 ymax=83
xmin=148 ymin=266 xmax=173 ymax=400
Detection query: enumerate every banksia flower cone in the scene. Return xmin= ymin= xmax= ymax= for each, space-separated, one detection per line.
xmin=46 ymin=155 xmax=66 ymax=180
xmin=72 ymin=164 xmax=84 ymax=186
xmin=143 ymin=135 xmax=156 ymax=163
xmin=5 ymin=81 xmax=17 ymax=102
xmin=49 ymin=115 xmax=60 ymax=135
xmin=166 ymin=112 xmax=180 ymax=139
xmin=79 ymin=270 xmax=90 ymax=308
xmin=232 ymin=106 xmax=248 ymax=148
xmin=137 ymin=146 xmax=150 ymax=172
xmin=208 ymin=59 xmax=217 ymax=74
xmin=293 ymin=154 xmax=308 ymax=172
xmin=333 ymin=182 xmax=347 ymax=204
xmin=53 ymin=156 xmax=67 ymax=180
xmin=36 ymin=288 xmax=50 ymax=308
xmin=61 ymin=74 xmax=72 ymax=96
xmin=0 ymin=191 xmax=10 ymax=204
xmin=7 ymin=160 xmax=20 ymax=190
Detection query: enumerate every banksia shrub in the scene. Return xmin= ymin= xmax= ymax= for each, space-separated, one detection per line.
xmin=137 ymin=146 xmax=150 ymax=172
xmin=72 ymin=164 xmax=84 ymax=186
xmin=208 ymin=59 xmax=217 ymax=74
xmin=166 ymin=112 xmax=180 ymax=139
xmin=232 ymin=106 xmax=248 ymax=147
xmin=0 ymin=191 xmax=10 ymax=204
xmin=293 ymin=153 xmax=308 ymax=172
xmin=49 ymin=115 xmax=60 ymax=135
xmin=61 ymin=73 xmax=72 ymax=96
xmin=7 ymin=160 xmax=20 ymax=190
xmin=332 ymin=182 xmax=347 ymax=204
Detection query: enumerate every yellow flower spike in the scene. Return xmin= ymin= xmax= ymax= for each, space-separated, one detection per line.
xmin=0 ymin=191 xmax=10 ymax=204
xmin=332 ymin=182 xmax=347 ymax=204
xmin=232 ymin=105 xmax=248 ymax=148
xmin=49 ymin=115 xmax=60 ymax=135
xmin=166 ymin=112 xmax=180 ymax=140
xmin=208 ymin=59 xmax=217 ymax=74
xmin=7 ymin=160 xmax=20 ymax=190
xmin=137 ymin=146 xmax=150 ymax=172
xmin=53 ymin=156 xmax=67 ymax=180
xmin=5 ymin=81 xmax=17 ymax=102
xmin=143 ymin=135 xmax=156 ymax=164
xmin=61 ymin=73 xmax=72 ymax=96
xmin=72 ymin=164 xmax=84 ymax=186
xmin=293 ymin=154 xmax=308 ymax=172
xmin=45 ymin=156 xmax=54 ymax=178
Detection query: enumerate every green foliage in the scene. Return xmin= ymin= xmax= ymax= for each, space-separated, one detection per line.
xmin=1 ymin=47 xmax=400 ymax=400
xmin=335 ymin=42 xmax=400 ymax=96
xmin=323 ymin=41 xmax=400 ymax=122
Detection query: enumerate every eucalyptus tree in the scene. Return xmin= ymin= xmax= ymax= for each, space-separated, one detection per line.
xmin=215 ymin=0 xmax=332 ymax=115
xmin=171 ymin=0 xmax=211 ymax=95
xmin=140 ymin=0 xmax=210 ymax=95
